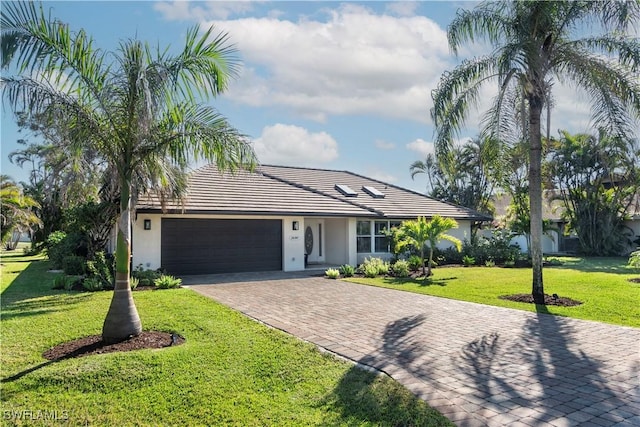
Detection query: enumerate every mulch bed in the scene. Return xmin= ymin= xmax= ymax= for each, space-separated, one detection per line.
xmin=499 ymin=293 xmax=583 ymax=306
xmin=43 ymin=331 xmax=185 ymax=360
xmin=629 ymin=278 xmax=640 ymax=283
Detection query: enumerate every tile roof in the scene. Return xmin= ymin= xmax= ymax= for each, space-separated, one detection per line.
xmin=137 ymin=164 xmax=490 ymax=221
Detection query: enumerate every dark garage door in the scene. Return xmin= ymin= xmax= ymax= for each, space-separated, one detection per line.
xmin=161 ymin=218 xmax=282 ymax=275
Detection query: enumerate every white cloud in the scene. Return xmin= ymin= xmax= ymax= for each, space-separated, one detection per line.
xmin=406 ymin=138 xmax=434 ymax=157
xmin=252 ymin=123 xmax=338 ymax=166
xmin=366 ymin=168 xmax=398 ymax=184
xmin=385 ymin=2 xmax=419 ymax=17
xmin=375 ymin=139 xmax=396 ymax=150
xmin=198 ymin=5 xmax=450 ymax=123
xmin=154 ymin=1 xmax=256 ymax=20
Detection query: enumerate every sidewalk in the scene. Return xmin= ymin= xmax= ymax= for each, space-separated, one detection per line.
xmin=187 ymin=274 xmax=640 ymax=427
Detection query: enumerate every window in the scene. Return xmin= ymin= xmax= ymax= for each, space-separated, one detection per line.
xmin=358 ymin=220 xmax=402 ymax=253
xmin=357 ymin=220 xmax=371 ymax=253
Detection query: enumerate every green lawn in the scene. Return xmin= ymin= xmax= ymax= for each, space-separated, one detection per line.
xmin=1 ymin=251 xmax=452 ymax=426
xmin=346 ymin=257 xmax=640 ymax=327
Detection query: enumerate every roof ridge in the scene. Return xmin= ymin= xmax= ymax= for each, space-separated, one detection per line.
xmin=259 ymin=168 xmax=384 ymax=216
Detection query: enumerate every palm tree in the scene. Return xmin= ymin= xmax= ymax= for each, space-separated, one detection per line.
xmin=431 ymin=0 xmax=640 ymax=303
xmin=0 ymin=175 xmax=42 ymax=249
xmin=395 ymin=215 xmax=462 ymax=277
xmin=1 ymin=2 xmax=256 ymax=342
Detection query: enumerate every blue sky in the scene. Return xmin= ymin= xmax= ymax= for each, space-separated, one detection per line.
xmin=1 ymin=1 xmax=596 ymax=192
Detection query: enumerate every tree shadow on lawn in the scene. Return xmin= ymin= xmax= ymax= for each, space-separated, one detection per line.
xmin=321 ymin=314 xmax=451 ymax=425
xmin=555 ymin=257 xmax=633 ymax=275
xmin=382 ymin=276 xmax=456 ymax=287
xmin=1 ymin=293 xmax=92 ymax=321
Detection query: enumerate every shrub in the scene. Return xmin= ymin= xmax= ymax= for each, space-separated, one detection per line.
xmin=392 ymin=259 xmax=410 ymax=277
xmin=462 ymin=255 xmax=476 ymax=266
xmin=407 ymin=255 xmax=422 ymax=272
xmin=62 ymin=255 xmax=86 ymax=275
xmin=86 ymin=251 xmax=114 ymax=289
xmin=359 ymin=257 xmax=389 ymax=276
xmin=629 ymin=250 xmax=640 ymax=270
xmin=130 ymin=276 xmax=140 ymax=290
xmin=154 ymin=275 xmax=182 ymax=289
xmin=338 ymin=264 xmax=355 ymax=277
xmin=45 ymin=231 xmax=68 ymax=269
xmin=53 ymin=275 xmax=81 ymax=291
xmin=485 ymin=259 xmax=495 ymax=267
xmin=133 ymin=266 xmax=162 ymax=286
xmin=325 ymin=268 xmax=340 ymax=279
xmin=362 ymin=263 xmax=380 ymax=278
xmin=82 ymin=277 xmax=104 ymax=292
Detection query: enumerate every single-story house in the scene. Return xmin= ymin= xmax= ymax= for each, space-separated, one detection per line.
xmin=132 ymin=164 xmax=490 ymax=275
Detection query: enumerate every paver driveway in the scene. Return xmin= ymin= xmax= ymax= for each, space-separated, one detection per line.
xmin=185 ymin=272 xmax=640 ymax=427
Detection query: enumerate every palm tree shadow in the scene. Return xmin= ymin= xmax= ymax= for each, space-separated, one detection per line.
xmin=454 ymin=303 xmax=631 ymax=424
xmin=323 ymin=314 xmax=437 ymax=423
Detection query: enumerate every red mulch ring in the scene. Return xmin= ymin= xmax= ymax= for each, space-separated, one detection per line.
xmin=499 ymin=293 xmax=582 ymax=306
xmin=43 ymin=331 xmax=184 ymax=360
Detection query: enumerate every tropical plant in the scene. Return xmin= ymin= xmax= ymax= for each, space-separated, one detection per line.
xmin=410 ymin=137 xmax=499 ymax=217
xmin=325 ymin=268 xmax=340 ymax=279
xmin=0 ymin=175 xmax=41 ymax=249
xmin=431 ymin=0 xmax=640 ymax=303
xmin=546 ymin=130 xmax=640 ymax=255
xmin=462 ymin=255 xmax=476 ymax=267
xmin=338 ymin=264 xmax=355 ymax=277
xmin=154 ymin=275 xmax=182 ymax=289
xmin=391 ymin=259 xmax=410 ymax=278
xmin=82 ymin=277 xmax=104 ymax=292
xmin=1 ymin=2 xmax=256 ymax=342
xmin=629 ymin=250 xmax=640 ymax=271
xmin=359 ymin=257 xmax=390 ymax=276
xmin=395 ymin=216 xmax=462 ymax=277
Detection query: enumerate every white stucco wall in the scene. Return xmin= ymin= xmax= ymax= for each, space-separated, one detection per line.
xmin=282 ymin=217 xmax=305 ymax=271
xmin=324 ymin=218 xmax=348 ymax=265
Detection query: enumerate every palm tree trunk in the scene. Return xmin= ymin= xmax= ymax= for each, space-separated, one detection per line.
xmin=529 ymin=97 xmax=545 ymax=304
xmin=427 ymin=246 xmax=433 ymax=277
xmin=102 ymin=183 xmax=142 ymax=343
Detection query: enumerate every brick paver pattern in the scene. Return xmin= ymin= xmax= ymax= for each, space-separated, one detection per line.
xmin=185 ymin=272 xmax=640 ymax=427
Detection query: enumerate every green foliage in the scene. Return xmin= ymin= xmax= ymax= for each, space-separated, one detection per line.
xmin=85 ymin=251 xmax=114 ymax=289
xmin=546 ymin=131 xmax=640 ymax=256
xmin=407 ymin=255 xmax=423 ymax=272
xmin=52 ymin=274 xmax=80 ymax=291
xmin=62 ymin=255 xmax=85 ymax=275
xmin=130 ymin=276 xmax=140 ymax=290
xmin=462 ymin=255 xmax=476 ymax=267
xmin=82 ymin=277 xmax=104 ymax=292
xmin=44 ymin=231 xmax=67 ymax=268
xmin=154 ymin=275 xmax=182 ymax=289
xmin=410 ymin=137 xmax=499 ymax=216
xmin=359 ymin=257 xmax=389 ymax=277
xmin=325 ymin=268 xmax=340 ymax=279
xmin=338 ymin=264 xmax=355 ymax=277
xmin=629 ymin=250 xmax=640 ymax=270
xmin=133 ymin=265 xmax=163 ymax=286
xmin=485 ymin=259 xmax=495 ymax=267
xmin=392 ymin=259 xmax=410 ymax=278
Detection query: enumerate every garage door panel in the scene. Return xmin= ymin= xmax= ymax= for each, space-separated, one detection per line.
xmin=161 ymin=219 xmax=282 ymax=275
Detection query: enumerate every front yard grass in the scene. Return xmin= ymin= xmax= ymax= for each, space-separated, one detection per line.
xmin=1 ymin=250 xmax=452 ymax=426
xmin=345 ymin=257 xmax=639 ymax=327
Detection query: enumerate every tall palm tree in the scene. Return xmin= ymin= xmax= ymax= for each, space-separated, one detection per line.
xmin=395 ymin=215 xmax=462 ymax=277
xmin=1 ymin=2 xmax=256 ymax=342
xmin=431 ymin=0 xmax=640 ymax=303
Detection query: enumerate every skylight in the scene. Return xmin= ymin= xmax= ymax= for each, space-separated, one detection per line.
xmin=362 ymin=185 xmax=385 ymax=198
xmin=335 ymin=184 xmax=358 ymax=197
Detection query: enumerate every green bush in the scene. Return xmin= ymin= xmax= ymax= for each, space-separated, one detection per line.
xmin=485 ymin=259 xmax=495 ymax=267
xmin=325 ymin=268 xmax=340 ymax=279
xmin=86 ymin=251 xmax=114 ymax=289
xmin=133 ymin=266 xmax=162 ymax=286
xmin=462 ymin=255 xmax=476 ymax=266
xmin=45 ymin=231 xmax=69 ymax=269
xmin=82 ymin=277 xmax=104 ymax=292
xmin=392 ymin=259 xmax=410 ymax=277
xmin=359 ymin=257 xmax=389 ymax=276
xmin=407 ymin=255 xmax=422 ymax=272
xmin=362 ymin=263 xmax=380 ymax=278
xmin=52 ymin=275 xmax=80 ymax=291
xmin=154 ymin=275 xmax=182 ymax=289
xmin=338 ymin=264 xmax=355 ymax=277
xmin=62 ymin=255 xmax=86 ymax=275
xmin=130 ymin=276 xmax=140 ymax=290
xmin=629 ymin=250 xmax=640 ymax=270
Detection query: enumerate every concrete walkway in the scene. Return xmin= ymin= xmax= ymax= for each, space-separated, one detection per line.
xmin=184 ymin=272 xmax=640 ymax=427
